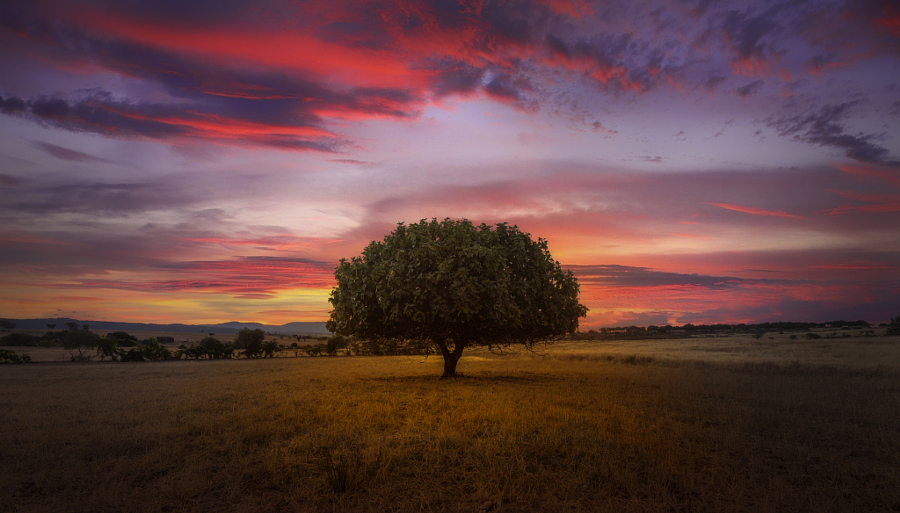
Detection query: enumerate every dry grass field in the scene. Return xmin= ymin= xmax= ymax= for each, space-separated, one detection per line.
xmin=2 ymin=335 xmax=899 ymax=512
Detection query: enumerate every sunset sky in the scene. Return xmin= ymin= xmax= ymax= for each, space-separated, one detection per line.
xmin=1 ymin=0 xmax=898 ymax=328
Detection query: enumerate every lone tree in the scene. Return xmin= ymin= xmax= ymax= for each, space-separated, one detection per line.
xmin=327 ymin=218 xmax=588 ymax=378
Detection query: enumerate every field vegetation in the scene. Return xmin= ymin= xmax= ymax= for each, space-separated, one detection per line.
xmin=2 ymin=333 xmax=899 ymax=512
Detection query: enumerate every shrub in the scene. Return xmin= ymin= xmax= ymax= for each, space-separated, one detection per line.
xmin=0 ymin=348 xmax=32 ymax=364
xmin=0 ymin=332 xmax=42 ymax=347
xmin=96 ymin=337 xmax=120 ymax=361
xmin=121 ymin=339 xmax=174 ymax=362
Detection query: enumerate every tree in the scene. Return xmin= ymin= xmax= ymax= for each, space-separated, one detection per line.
xmin=58 ymin=329 xmax=100 ymax=361
xmin=234 ymin=328 xmax=266 ymax=358
xmin=197 ymin=335 xmax=232 ymax=359
xmin=886 ymin=315 xmax=900 ymax=336
xmin=95 ymin=337 xmax=120 ymax=361
xmin=107 ymin=331 xmax=138 ymax=347
xmin=327 ymin=218 xmax=588 ymax=378
xmin=0 ymin=320 xmax=15 ymax=331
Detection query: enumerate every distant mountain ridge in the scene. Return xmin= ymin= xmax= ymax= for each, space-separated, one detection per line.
xmin=3 ymin=318 xmax=329 ymax=336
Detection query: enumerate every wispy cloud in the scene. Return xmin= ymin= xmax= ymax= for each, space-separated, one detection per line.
xmin=768 ymin=102 xmax=895 ymax=164
xmin=705 ymin=202 xmax=804 ymax=219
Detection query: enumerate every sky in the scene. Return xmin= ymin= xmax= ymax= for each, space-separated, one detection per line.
xmin=1 ymin=0 xmax=899 ymax=328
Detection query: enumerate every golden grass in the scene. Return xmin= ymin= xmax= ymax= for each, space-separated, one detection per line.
xmin=2 ymin=340 xmax=899 ymax=512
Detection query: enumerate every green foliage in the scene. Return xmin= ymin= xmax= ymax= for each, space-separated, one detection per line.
xmin=234 ymin=328 xmax=266 ymax=358
xmin=327 ymin=218 xmax=587 ymax=377
xmin=0 ymin=348 xmax=32 ymax=364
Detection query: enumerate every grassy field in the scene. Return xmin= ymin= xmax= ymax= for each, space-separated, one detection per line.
xmin=2 ymin=336 xmax=899 ymax=512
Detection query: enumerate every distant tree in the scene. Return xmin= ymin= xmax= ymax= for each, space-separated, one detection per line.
xmin=82 ymin=324 xmax=90 ymax=331
xmin=65 ymin=322 xmax=79 ymax=331
xmin=234 ymin=328 xmax=266 ymax=358
xmin=107 ymin=331 xmax=138 ymax=347
xmin=326 ymin=335 xmax=349 ymax=356
xmin=121 ymin=338 xmax=173 ymax=361
xmin=47 ymin=324 xmax=57 ymax=330
xmin=262 ymin=340 xmax=281 ymax=358
xmin=327 ymin=218 xmax=587 ymax=378
xmin=95 ymin=337 xmax=120 ymax=361
xmin=0 ymin=320 xmax=15 ymax=331
xmin=886 ymin=315 xmax=900 ymax=336
xmin=58 ymin=329 xmax=100 ymax=361
xmin=198 ymin=335 xmax=232 ymax=359
xmin=1 ymin=332 xmax=41 ymax=347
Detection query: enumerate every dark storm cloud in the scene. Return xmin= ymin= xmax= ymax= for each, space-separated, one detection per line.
xmin=768 ymin=102 xmax=894 ymax=164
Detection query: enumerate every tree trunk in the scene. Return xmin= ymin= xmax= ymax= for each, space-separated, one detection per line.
xmin=439 ymin=340 xmax=466 ymax=378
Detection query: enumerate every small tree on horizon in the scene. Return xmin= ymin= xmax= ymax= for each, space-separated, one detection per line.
xmin=327 ymin=218 xmax=588 ymax=378
xmin=234 ymin=328 xmax=266 ymax=358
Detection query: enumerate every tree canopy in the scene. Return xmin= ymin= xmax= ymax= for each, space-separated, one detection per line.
xmin=327 ymin=218 xmax=587 ymax=377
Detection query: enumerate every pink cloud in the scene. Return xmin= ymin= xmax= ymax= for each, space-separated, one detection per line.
xmin=705 ymin=202 xmax=804 ymax=219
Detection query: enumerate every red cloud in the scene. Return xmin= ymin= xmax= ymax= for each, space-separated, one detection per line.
xmin=538 ymin=0 xmax=594 ymax=19
xmin=820 ymin=189 xmax=900 ymax=215
xmin=76 ymin=9 xmax=422 ymax=90
xmin=835 ymin=162 xmax=900 ymax=187
xmin=705 ymin=202 xmax=804 ymax=219
xmin=73 ymin=257 xmax=335 ymax=298
xmin=730 ymin=54 xmax=770 ymax=77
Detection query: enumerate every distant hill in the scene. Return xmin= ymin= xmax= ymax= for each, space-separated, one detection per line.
xmin=2 ymin=318 xmax=329 ymax=336
xmin=207 ymin=321 xmax=330 ymax=335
